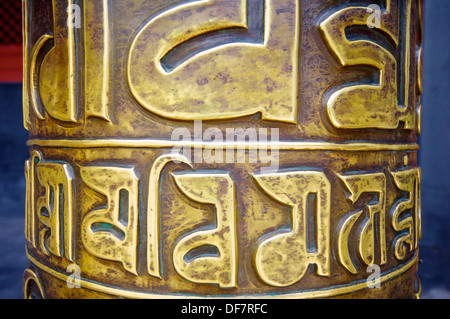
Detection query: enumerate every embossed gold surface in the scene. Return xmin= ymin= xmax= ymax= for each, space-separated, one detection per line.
xmin=23 ymin=0 xmax=423 ymax=299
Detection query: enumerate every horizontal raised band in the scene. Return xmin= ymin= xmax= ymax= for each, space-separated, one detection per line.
xmin=27 ymin=139 xmax=419 ymax=152
xmin=27 ymin=248 xmax=417 ymax=299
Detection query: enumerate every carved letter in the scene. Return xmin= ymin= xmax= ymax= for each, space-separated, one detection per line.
xmin=36 ymin=161 xmax=75 ymax=261
xmin=25 ymin=151 xmax=43 ymax=248
xmin=171 ymin=173 xmax=238 ymax=288
xmin=80 ymin=166 xmax=139 ymax=275
xmin=390 ymin=168 xmax=421 ymax=260
xmin=320 ymin=0 xmax=415 ymax=130
xmin=37 ymin=0 xmax=77 ymax=122
xmin=252 ymin=171 xmax=331 ymax=287
xmin=84 ymin=0 xmax=112 ymax=121
xmin=337 ymin=172 xmax=387 ymax=273
xmin=127 ymin=0 xmax=299 ymax=123
xmin=147 ymin=155 xmax=193 ymax=278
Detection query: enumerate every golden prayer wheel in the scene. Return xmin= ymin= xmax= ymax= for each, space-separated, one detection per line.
xmin=22 ymin=0 xmax=423 ymax=299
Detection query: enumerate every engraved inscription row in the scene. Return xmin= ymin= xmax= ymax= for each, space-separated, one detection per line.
xmin=25 ymin=151 xmax=421 ymax=288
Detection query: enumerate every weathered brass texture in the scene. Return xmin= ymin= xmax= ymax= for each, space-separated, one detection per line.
xmin=23 ymin=0 xmax=423 ymax=299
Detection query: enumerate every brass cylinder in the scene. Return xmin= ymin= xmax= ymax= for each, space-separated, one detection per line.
xmin=22 ymin=0 xmax=423 ymax=299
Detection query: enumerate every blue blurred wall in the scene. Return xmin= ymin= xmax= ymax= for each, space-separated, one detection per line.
xmin=0 ymin=83 xmax=28 ymax=211
xmin=418 ymin=0 xmax=450 ymax=291
xmin=0 ymin=83 xmax=29 ymax=299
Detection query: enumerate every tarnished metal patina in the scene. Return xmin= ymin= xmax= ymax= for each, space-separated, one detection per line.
xmin=22 ymin=0 xmax=423 ymax=299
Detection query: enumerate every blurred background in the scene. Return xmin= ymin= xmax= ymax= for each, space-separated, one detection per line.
xmin=0 ymin=0 xmax=449 ymax=299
